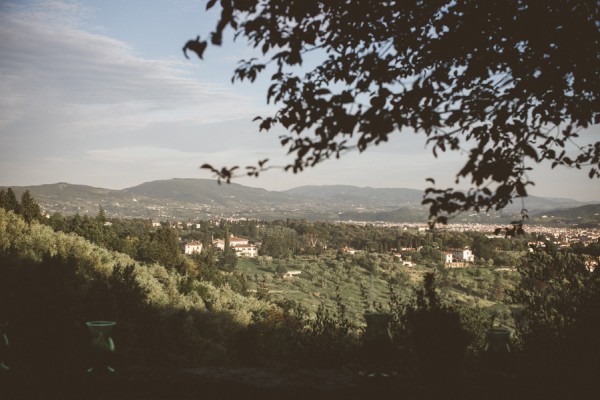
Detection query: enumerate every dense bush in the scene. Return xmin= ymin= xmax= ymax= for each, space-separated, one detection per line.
xmin=235 ymin=299 xmax=359 ymax=368
xmin=513 ymin=250 xmax=600 ymax=379
xmin=0 ymin=209 xmax=271 ymax=368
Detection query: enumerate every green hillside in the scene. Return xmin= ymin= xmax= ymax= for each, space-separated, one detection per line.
xmin=125 ymin=178 xmax=296 ymax=206
xmin=0 ymin=208 xmax=271 ymax=368
xmin=283 ymin=185 xmax=424 ymax=206
xmin=529 ymin=203 xmax=600 ymax=226
xmin=8 ymin=182 xmax=125 ymax=201
xmin=1 ymin=179 xmax=593 ymax=225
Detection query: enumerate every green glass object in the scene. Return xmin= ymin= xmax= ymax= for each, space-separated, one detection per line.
xmin=86 ymin=321 xmax=116 ymax=374
xmin=0 ymin=322 xmax=9 ymax=371
xmin=485 ymin=327 xmax=511 ymax=354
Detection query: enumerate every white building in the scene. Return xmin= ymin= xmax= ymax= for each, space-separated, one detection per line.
xmin=233 ymin=244 xmax=258 ymax=258
xmin=212 ymin=235 xmax=258 ymax=257
xmin=212 ymin=234 xmax=250 ymax=250
xmin=229 ymin=235 xmax=250 ymax=247
xmin=452 ymin=248 xmax=475 ymax=263
xmin=183 ymin=241 xmax=203 ymax=254
xmin=444 ymin=252 xmax=454 ymax=264
xmin=445 ymin=247 xmax=475 ymax=267
xmin=212 ymin=239 xmax=226 ymax=251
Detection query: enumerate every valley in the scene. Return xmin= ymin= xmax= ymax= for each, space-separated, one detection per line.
xmin=3 ymin=178 xmax=598 ymax=226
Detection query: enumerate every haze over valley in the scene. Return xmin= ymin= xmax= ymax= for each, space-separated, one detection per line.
xmin=3 ymin=178 xmax=598 ymax=227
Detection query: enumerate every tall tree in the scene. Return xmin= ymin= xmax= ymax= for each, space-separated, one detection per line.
xmin=19 ymin=190 xmax=42 ymax=223
xmin=194 ymin=0 xmax=599 ymax=224
xmin=95 ymin=206 xmax=107 ymax=224
xmin=471 ymin=234 xmax=495 ymax=260
xmin=47 ymin=212 xmax=67 ymax=232
xmin=150 ymin=225 xmax=181 ymax=270
xmin=218 ymin=248 xmax=238 ymax=272
xmin=1 ymin=188 xmax=19 ymax=213
xmin=223 ymin=223 xmax=230 ymax=252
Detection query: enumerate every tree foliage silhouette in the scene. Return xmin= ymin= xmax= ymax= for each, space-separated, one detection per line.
xmin=19 ymin=190 xmax=42 ymax=223
xmin=0 ymin=188 xmax=19 ymax=213
xmin=193 ymin=0 xmax=599 ymax=224
xmin=513 ymin=249 xmax=600 ymax=379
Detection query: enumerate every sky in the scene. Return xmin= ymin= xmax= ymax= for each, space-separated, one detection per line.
xmin=0 ymin=0 xmax=598 ymax=202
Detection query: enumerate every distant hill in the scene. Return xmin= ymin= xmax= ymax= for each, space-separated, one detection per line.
xmin=529 ymin=203 xmax=600 ymax=227
xmin=124 ymin=178 xmax=295 ymax=207
xmin=283 ymin=185 xmax=424 ymax=207
xmin=2 ymin=179 xmax=594 ymax=224
xmin=8 ymin=182 xmax=130 ymax=202
xmin=502 ymin=195 xmax=588 ymax=213
xmin=3 ymin=182 xmax=147 ymax=218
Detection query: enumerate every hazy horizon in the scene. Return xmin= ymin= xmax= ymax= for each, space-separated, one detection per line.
xmin=2 ymin=176 xmax=599 ymax=204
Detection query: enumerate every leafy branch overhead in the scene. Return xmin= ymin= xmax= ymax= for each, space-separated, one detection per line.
xmin=201 ymin=158 xmax=269 ymax=183
xmin=192 ymin=0 xmax=599 ymax=224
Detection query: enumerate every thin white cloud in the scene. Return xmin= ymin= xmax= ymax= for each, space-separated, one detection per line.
xmin=0 ymin=0 xmax=263 ymax=135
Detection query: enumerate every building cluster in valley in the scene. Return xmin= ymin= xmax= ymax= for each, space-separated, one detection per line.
xmin=341 ymin=221 xmax=600 ymax=248
xmin=342 ymin=245 xmax=476 ymax=268
xmin=158 ymin=218 xmax=600 ymax=266
xmin=182 ymin=234 xmax=259 ymax=258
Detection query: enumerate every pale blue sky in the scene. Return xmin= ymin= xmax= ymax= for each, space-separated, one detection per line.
xmin=0 ymin=0 xmax=598 ymax=202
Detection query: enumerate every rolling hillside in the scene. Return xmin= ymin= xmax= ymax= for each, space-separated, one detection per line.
xmin=9 ymin=182 xmax=132 ymax=202
xmin=125 ymin=178 xmax=296 ymax=207
xmin=2 ymin=179 xmax=593 ymax=224
xmin=529 ymin=203 xmax=600 ymax=226
xmin=283 ymin=185 xmax=424 ymax=207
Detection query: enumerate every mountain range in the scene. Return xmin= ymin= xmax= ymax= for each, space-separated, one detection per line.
xmin=3 ymin=178 xmax=598 ymax=225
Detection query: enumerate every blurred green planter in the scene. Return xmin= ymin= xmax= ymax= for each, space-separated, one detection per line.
xmin=86 ymin=321 xmax=116 ymax=374
xmin=485 ymin=327 xmax=511 ymax=353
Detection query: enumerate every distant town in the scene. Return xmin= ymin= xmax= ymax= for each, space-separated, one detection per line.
xmin=161 ymin=216 xmax=599 ymax=271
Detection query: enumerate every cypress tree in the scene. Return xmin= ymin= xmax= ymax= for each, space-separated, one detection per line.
xmin=19 ymin=190 xmax=42 ymax=223
xmin=3 ymin=188 xmax=19 ymax=213
xmin=224 ymin=223 xmax=230 ymax=252
xmin=151 ymin=225 xmax=180 ymax=270
xmin=95 ymin=206 xmax=107 ymax=224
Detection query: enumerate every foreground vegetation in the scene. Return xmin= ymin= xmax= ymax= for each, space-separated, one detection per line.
xmin=0 ymin=192 xmax=599 ymax=379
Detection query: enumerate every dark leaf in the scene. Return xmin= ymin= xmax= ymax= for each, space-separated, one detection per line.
xmin=182 ymin=37 xmax=207 ymax=59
